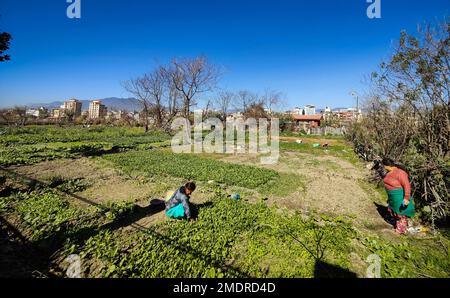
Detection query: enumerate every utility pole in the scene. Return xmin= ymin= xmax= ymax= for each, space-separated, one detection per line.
xmin=350 ymin=91 xmax=359 ymax=120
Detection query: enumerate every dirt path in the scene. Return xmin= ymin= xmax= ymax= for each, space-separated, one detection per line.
xmin=8 ymin=158 xmax=157 ymax=205
xmin=7 ymin=151 xmax=393 ymax=234
xmin=219 ymin=151 xmax=391 ymax=231
xmin=7 ymin=158 xmax=213 ymax=229
xmin=279 ymin=136 xmax=344 ymax=145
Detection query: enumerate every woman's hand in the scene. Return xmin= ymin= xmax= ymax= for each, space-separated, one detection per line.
xmin=402 ymin=199 xmax=410 ymax=207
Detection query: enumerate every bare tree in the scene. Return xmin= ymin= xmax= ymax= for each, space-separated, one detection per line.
xmin=124 ymin=75 xmax=152 ymax=132
xmin=234 ymin=90 xmax=257 ymax=114
xmin=164 ymin=56 xmax=220 ymax=118
xmin=0 ymin=107 xmax=27 ymax=127
xmin=201 ymin=99 xmax=213 ymax=119
xmin=260 ymin=88 xmax=283 ymax=115
xmin=349 ymin=19 xmax=450 ymax=224
xmin=167 ymin=79 xmax=181 ymax=124
xmin=243 ymin=102 xmax=268 ymax=120
xmin=215 ymin=91 xmax=235 ymax=121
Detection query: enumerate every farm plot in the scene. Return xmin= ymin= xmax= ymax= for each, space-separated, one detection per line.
xmin=1 ymin=181 xmax=448 ymax=278
xmin=0 ymin=126 xmax=171 ymax=166
xmin=0 ymin=126 xmax=449 ymax=278
xmin=102 ymin=149 xmax=305 ymax=194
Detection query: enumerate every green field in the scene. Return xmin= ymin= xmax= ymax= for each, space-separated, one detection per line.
xmin=0 ymin=126 xmax=448 ymax=278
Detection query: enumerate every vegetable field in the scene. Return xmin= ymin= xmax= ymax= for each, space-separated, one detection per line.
xmin=0 ymin=126 xmax=449 ymax=278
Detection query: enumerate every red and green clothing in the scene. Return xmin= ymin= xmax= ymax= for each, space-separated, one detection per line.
xmin=383 ymin=167 xmax=415 ymax=233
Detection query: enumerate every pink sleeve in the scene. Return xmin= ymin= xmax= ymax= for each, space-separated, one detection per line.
xmin=398 ymin=170 xmax=411 ymax=201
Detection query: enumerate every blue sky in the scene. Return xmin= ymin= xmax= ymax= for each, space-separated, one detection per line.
xmin=0 ymin=0 xmax=448 ymax=109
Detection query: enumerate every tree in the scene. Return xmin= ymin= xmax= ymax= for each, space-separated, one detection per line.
xmin=234 ymin=90 xmax=257 ymax=114
xmin=124 ymin=65 xmax=183 ymax=132
xmin=215 ymin=91 xmax=235 ymax=121
xmin=165 ymin=56 xmax=220 ymax=118
xmin=0 ymin=107 xmax=27 ymax=126
xmin=124 ymin=67 xmax=167 ymax=132
xmin=349 ymin=19 xmax=450 ymax=224
xmin=0 ymin=31 xmax=11 ymax=62
xmin=260 ymin=89 xmax=283 ymax=115
xmin=243 ymin=102 xmax=268 ymax=120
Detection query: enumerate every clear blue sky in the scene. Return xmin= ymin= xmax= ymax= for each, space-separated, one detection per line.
xmin=0 ymin=0 xmax=448 ymax=109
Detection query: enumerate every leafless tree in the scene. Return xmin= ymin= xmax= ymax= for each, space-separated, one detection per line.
xmin=215 ymin=91 xmax=235 ymax=121
xmin=234 ymin=90 xmax=257 ymax=114
xmin=0 ymin=107 xmax=27 ymax=127
xmin=164 ymin=56 xmax=221 ymax=118
xmin=243 ymin=102 xmax=268 ymax=120
xmin=124 ymin=66 xmax=169 ymax=131
xmin=124 ymin=75 xmax=152 ymax=132
xmin=260 ymin=88 xmax=283 ymax=114
xmin=201 ymin=99 xmax=213 ymax=119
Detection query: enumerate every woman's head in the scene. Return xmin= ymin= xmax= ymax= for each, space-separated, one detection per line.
xmin=382 ymin=157 xmax=409 ymax=176
xmin=382 ymin=157 xmax=396 ymax=167
xmin=184 ymin=181 xmax=196 ymax=195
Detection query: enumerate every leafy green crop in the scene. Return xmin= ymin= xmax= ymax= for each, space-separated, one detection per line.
xmin=77 ymin=189 xmax=357 ymax=278
xmin=0 ymin=126 xmax=172 ymax=166
xmin=103 ymin=150 xmax=281 ymax=189
xmin=11 ymin=190 xmax=100 ymax=241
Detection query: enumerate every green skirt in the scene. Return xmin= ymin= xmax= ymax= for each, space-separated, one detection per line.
xmin=386 ymin=188 xmax=415 ymax=217
xmin=166 ymin=203 xmax=186 ymax=219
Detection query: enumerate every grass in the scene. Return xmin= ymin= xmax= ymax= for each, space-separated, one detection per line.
xmin=279 ymin=141 xmax=359 ymax=164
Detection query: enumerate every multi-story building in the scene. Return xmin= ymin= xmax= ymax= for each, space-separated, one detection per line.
xmin=52 ymin=108 xmax=62 ymax=118
xmin=88 ymin=100 xmax=107 ymax=119
xmin=292 ymin=105 xmax=316 ymax=115
xmin=26 ymin=107 xmax=48 ymax=118
xmin=304 ymin=104 xmax=316 ymax=115
xmin=63 ymin=99 xmax=82 ymax=117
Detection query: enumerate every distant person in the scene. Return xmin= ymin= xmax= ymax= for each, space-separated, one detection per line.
xmin=165 ymin=182 xmax=196 ymax=220
xmin=381 ymin=158 xmax=415 ymax=234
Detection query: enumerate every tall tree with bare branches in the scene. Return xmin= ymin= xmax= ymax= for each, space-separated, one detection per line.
xmin=164 ymin=56 xmax=220 ymax=118
xmin=234 ymin=90 xmax=257 ymax=114
xmin=260 ymin=88 xmax=283 ymax=115
xmin=215 ymin=91 xmax=235 ymax=121
xmin=124 ymin=74 xmax=152 ymax=132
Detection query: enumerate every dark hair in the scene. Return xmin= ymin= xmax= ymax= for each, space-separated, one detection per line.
xmin=382 ymin=157 xmax=396 ymax=167
xmin=185 ymin=181 xmax=196 ymax=192
xmin=382 ymin=157 xmax=409 ymax=176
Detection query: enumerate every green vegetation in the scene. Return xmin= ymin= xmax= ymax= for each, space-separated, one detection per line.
xmin=0 ymin=126 xmax=448 ymax=278
xmin=280 ymin=141 xmax=358 ymax=163
xmin=102 ymin=149 xmax=286 ymax=190
xmin=6 ymin=189 xmax=99 ymax=242
xmin=0 ymin=126 xmax=171 ymax=166
xmin=0 ymin=126 xmax=170 ymax=145
xmin=76 ymin=191 xmax=357 ymax=277
xmin=64 ymin=187 xmax=450 ymax=277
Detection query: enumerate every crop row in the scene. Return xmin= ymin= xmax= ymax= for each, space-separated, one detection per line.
xmin=77 ymin=189 xmax=356 ymax=277
xmin=1 ymin=182 xmax=448 ymax=277
xmin=0 ymin=126 xmax=170 ymax=145
xmin=0 ymin=140 xmax=172 ymax=167
xmin=102 ymin=149 xmax=280 ymax=189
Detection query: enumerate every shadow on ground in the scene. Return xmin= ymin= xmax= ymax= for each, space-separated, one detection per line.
xmin=1 ymin=169 xmax=235 ymax=277
xmin=374 ymin=202 xmax=395 ymax=227
xmin=314 ymin=260 xmax=357 ymax=278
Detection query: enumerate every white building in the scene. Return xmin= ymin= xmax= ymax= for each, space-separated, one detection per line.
xmin=304 ymin=105 xmax=316 ymax=115
xmin=26 ymin=107 xmax=48 ymax=118
xmin=292 ymin=105 xmax=316 ymax=115
xmin=88 ymin=100 xmax=107 ymax=119
xmin=292 ymin=107 xmax=303 ymax=115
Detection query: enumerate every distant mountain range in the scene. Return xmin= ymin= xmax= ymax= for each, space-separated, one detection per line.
xmin=27 ymin=97 xmax=142 ymax=111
